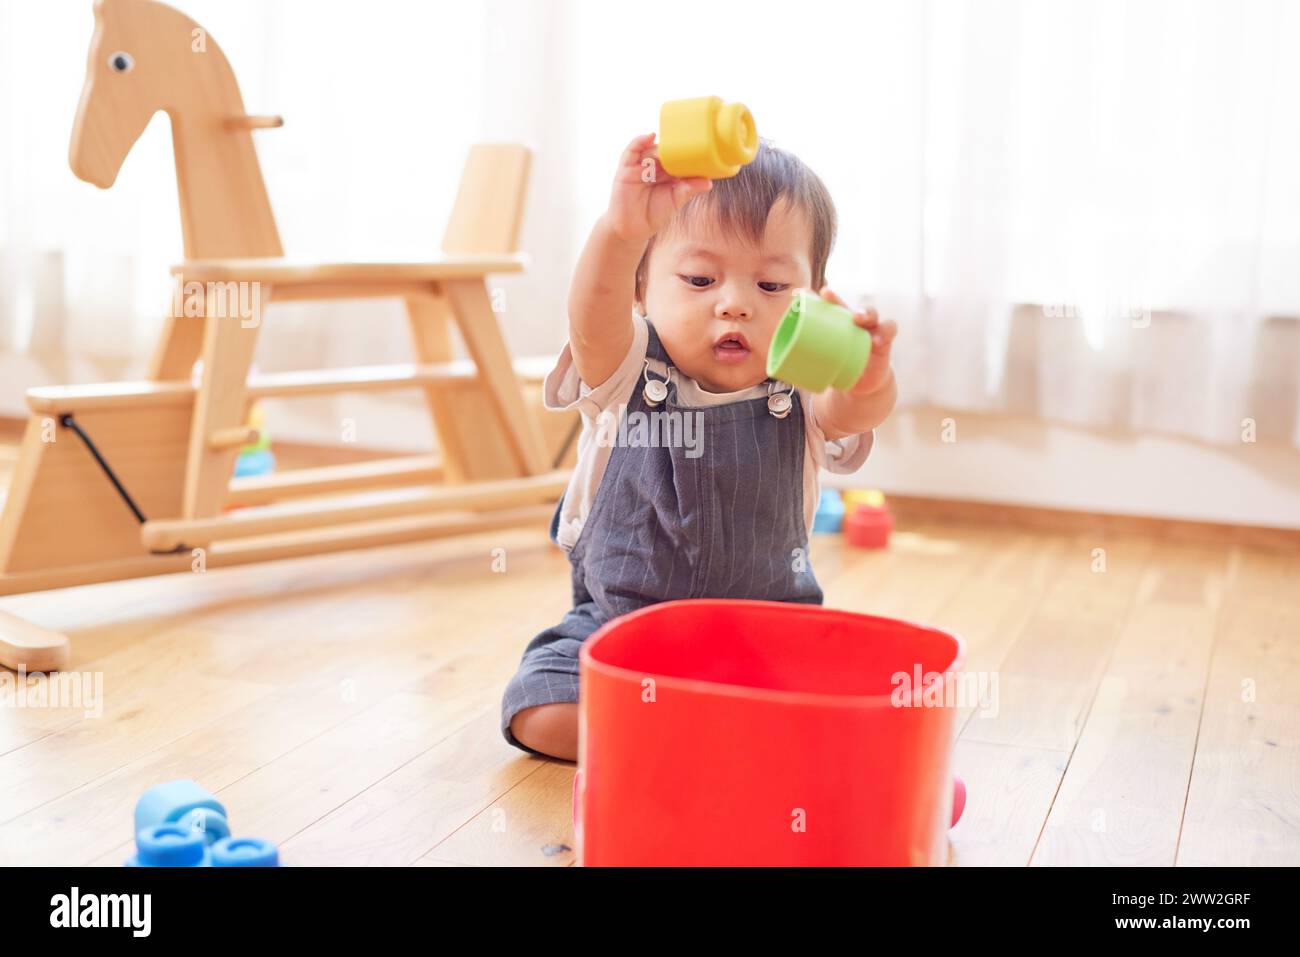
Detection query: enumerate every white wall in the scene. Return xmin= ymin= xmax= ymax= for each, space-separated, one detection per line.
xmin=843 ymin=405 xmax=1300 ymax=530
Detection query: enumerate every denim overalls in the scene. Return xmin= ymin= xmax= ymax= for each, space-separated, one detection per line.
xmin=501 ymin=320 xmax=823 ymax=754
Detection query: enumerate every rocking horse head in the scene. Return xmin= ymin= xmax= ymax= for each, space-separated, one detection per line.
xmin=71 ymin=0 xmax=230 ymax=188
xmin=69 ymin=0 xmax=281 ymax=257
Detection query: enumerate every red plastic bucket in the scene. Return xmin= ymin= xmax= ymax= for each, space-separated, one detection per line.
xmin=576 ymin=599 xmax=964 ymax=866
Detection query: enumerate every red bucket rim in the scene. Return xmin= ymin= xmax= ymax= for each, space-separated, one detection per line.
xmin=579 ymin=598 xmax=967 ymax=711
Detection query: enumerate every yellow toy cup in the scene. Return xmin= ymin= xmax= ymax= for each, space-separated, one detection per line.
xmin=766 ymin=289 xmax=872 ymax=392
xmin=842 ymin=488 xmax=886 ymax=511
xmin=658 ymin=96 xmax=758 ymax=179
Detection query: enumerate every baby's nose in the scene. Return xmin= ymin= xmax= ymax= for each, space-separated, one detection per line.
xmin=716 ymin=298 xmax=752 ymax=320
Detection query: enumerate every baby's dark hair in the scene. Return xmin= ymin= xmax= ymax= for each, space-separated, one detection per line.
xmin=634 ymin=138 xmax=837 ymax=311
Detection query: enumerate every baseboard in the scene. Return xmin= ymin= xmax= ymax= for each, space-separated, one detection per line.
xmin=875 ymin=493 xmax=1300 ymax=552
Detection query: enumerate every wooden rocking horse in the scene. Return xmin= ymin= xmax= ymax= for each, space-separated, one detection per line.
xmin=0 ymin=0 xmax=576 ymax=671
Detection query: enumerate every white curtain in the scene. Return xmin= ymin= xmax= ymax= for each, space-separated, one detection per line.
xmin=568 ymin=0 xmax=1300 ymax=447
xmin=3 ymin=0 xmax=1298 ymax=448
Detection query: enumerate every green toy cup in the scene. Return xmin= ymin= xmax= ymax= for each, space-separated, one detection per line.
xmin=766 ymin=290 xmax=872 ymax=392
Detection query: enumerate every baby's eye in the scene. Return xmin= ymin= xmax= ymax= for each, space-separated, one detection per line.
xmin=758 ymin=282 xmax=790 ymax=293
xmin=679 ymin=275 xmax=714 ymax=288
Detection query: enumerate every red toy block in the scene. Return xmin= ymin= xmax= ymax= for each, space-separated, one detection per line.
xmin=846 ymin=503 xmax=893 ymax=548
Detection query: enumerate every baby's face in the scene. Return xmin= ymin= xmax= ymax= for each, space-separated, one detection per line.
xmin=642 ymin=199 xmax=814 ymax=393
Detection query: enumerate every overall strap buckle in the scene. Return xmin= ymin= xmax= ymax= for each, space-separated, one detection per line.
xmin=767 ymin=381 xmax=795 ymax=419
xmin=642 ymin=359 xmax=669 ymax=407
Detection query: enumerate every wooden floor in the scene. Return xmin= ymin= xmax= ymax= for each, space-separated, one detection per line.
xmin=0 ymin=445 xmax=1297 ymax=865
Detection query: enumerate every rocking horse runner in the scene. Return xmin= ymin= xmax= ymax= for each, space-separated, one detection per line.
xmin=0 ymin=0 xmax=574 ymax=670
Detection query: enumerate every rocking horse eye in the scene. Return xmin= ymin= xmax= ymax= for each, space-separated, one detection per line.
xmin=108 ymin=52 xmax=134 ymax=73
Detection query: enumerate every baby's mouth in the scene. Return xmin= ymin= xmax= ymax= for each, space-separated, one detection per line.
xmin=712 ymin=332 xmax=751 ymax=364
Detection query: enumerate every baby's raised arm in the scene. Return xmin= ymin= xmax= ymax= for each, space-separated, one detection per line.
xmin=566 ymin=133 xmax=711 ymax=388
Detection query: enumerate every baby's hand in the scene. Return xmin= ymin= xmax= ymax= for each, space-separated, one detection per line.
xmin=820 ymin=286 xmax=897 ymax=396
xmin=605 ymin=133 xmax=713 ymax=245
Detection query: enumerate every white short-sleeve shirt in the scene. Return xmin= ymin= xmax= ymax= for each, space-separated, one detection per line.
xmin=545 ymin=312 xmax=873 ymax=552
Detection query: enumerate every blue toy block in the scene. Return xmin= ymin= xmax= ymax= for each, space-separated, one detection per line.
xmin=234 ymin=448 xmax=275 ymax=478
xmin=135 ymin=780 xmax=229 ymax=846
xmin=813 ymin=487 xmax=845 ymax=533
xmin=125 ymin=823 xmax=211 ymax=867
xmin=211 ymin=836 xmax=280 ymax=867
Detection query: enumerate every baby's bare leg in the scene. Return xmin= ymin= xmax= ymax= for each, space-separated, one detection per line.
xmin=510 ymin=703 xmax=579 ymax=762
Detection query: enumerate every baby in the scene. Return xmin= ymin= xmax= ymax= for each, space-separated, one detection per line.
xmin=501 ymin=132 xmax=899 ymax=761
